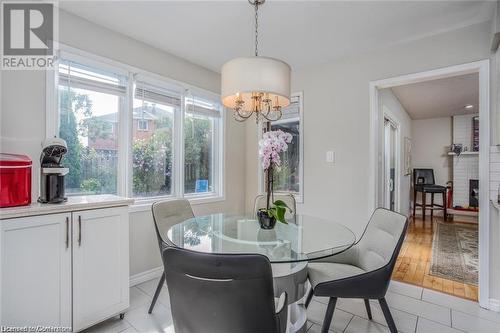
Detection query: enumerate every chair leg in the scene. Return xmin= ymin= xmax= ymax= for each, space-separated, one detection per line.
xmin=364 ymin=299 xmax=372 ymax=320
xmin=321 ymin=297 xmax=337 ymax=333
xmin=422 ymin=192 xmax=426 ymax=221
xmin=443 ymin=191 xmax=447 ymax=221
xmin=304 ymin=287 xmax=313 ymax=308
xmin=148 ymin=271 xmax=166 ymax=314
xmin=413 ymin=189 xmax=417 ymax=218
xmin=379 ymin=297 xmax=397 ymax=333
xmin=431 ymin=193 xmax=434 ymax=221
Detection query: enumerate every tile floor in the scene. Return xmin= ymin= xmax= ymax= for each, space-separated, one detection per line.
xmin=83 ymin=278 xmax=500 ymax=333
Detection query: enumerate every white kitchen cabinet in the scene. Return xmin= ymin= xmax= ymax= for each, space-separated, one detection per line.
xmin=0 ymin=196 xmax=132 ymax=332
xmin=72 ymin=207 xmax=129 ymax=331
xmin=0 ymin=213 xmax=72 ymax=327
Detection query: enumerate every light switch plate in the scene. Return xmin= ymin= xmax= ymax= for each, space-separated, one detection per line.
xmin=326 ymin=151 xmax=335 ymax=163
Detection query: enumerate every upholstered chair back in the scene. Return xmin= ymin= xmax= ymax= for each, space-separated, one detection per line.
xmin=163 ymin=247 xmax=285 ymax=333
xmin=152 ymin=199 xmax=194 ymax=247
xmin=355 ymin=208 xmax=407 ymax=272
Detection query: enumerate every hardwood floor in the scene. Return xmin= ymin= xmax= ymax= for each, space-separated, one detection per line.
xmin=392 ymin=216 xmax=478 ymax=301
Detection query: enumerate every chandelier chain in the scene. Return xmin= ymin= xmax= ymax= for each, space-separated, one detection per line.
xmin=254 ymin=1 xmax=259 ymax=56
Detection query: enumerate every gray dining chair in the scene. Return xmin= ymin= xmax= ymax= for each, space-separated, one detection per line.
xmin=254 ymin=193 xmax=297 ymax=222
xmin=148 ymin=199 xmax=194 ymax=314
xmin=304 ymin=208 xmax=408 ymax=333
xmin=163 ymin=246 xmax=288 ymax=333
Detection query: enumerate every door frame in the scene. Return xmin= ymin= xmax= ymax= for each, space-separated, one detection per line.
xmin=383 ymin=114 xmax=401 ymax=212
xmin=368 ymin=60 xmax=490 ymax=309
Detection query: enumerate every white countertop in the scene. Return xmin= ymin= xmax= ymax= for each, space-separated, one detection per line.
xmin=0 ymin=195 xmax=134 ymax=220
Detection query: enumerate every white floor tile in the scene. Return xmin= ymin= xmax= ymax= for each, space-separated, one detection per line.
xmin=335 ymin=298 xmax=417 ymax=333
xmin=388 ymin=281 xmax=423 ymax=300
xmin=119 ymin=328 xmax=139 ymax=333
xmin=344 ymin=316 xmax=390 ymax=333
xmin=136 ymin=277 xmax=171 ymax=308
xmin=81 ymin=316 xmax=131 ymax=333
xmin=452 ymin=310 xmax=500 ymax=333
xmin=130 ymin=287 xmax=152 ymax=310
xmin=125 ymin=303 xmax=175 ymax=333
xmin=307 ymin=323 xmax=335 ymax=332
xmin=385 ymin=291 xmax=451 ymax=326
xmin=416 ymin=318 xmax=464 ymax=333
xmin=307 ymin=299 xmax=354 ymax=333
xmin=312 ymin=295 xmax=330 ymax=305
xmin=136 ymin=278 xmax=163 ymax=296
xmin=82 ymin=283 xmax=500 ymax=333
xmin=422 ymin=289 xmax=500 ymax=324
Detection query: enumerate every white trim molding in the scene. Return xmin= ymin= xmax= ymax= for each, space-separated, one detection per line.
xmin=369 ymin=60 xmax=491 ymax=309
xmin=129 ymin=266 xmax=163 ymax=287
xmin=489 ymin=299 xmax=500 ymax=312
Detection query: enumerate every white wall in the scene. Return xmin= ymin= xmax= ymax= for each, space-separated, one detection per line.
xmin=244 ymin=21 xmax=500 ymax=299
xmin=411 ymin=116 xmax=453 ymax=191
xmin=0 ymin=10 xmax=246 ymax=277
xmin=378 ymin=89 xmax=412 ymax=216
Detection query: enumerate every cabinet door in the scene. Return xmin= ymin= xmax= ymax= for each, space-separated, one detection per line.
xmin=0 ymin=213 xmax=72 ymax=327
xmin=72 ymin=207 xmax=129 ymax=331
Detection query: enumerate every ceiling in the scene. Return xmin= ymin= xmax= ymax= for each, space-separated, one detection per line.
xmin=58 ymin=1 xmax=494 ymax=72
xmin=390 ymin=73 xmax=479 ymax=120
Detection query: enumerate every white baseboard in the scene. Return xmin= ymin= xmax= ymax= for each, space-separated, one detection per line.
xmin=129 ymin=266 xmax=163 ymax=287
xmin=489 ymin=298 xmax=500 ymax=312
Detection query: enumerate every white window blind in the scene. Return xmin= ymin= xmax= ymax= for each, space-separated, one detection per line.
xmin=58 ymin=60 xmax=127 ymax=96
xmin=185 ymin=94 xmax=221 ymax=118
xmin=134 ymin=81 xmax=182 ymax=108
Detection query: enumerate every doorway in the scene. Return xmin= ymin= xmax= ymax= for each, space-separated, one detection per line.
xmin=369 ymin=60 xmax=490 ymax=308
xmin=384 ymin=117 xmax=398 ymax=211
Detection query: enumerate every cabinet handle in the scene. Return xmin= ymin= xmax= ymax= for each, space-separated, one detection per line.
xmin=78 ymin=215 xmax=82 ymax=246
xmin=65 ymin=217 xmax=69 ymax=249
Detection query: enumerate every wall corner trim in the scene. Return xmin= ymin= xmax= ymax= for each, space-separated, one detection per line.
xmin=129 ymin=266 xmax=163 ymax=287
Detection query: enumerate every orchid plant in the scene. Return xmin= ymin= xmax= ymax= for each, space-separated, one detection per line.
xmin=258 ymin=129 xmax=293 ymax=224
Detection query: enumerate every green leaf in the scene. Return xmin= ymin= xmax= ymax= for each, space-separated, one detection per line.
xmin=275 ymin=206 xmax=288 ymax=224
xmin=273 ymin=200 xmax=292 ymax=213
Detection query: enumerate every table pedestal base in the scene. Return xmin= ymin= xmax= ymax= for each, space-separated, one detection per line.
xmin=272 ymin=262 xmax=309 ymax=333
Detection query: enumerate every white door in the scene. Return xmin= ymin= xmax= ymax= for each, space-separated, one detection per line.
xmin=384 ymin=118 xmax=398 ymax=211
xmin=72 ymin=207 xmax=129 ymax=331
xmin=0 ymin=213 xmax=72 ymax=327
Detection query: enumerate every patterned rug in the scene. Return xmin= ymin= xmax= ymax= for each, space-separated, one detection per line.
xmin=430 ymin=222 xmax=478 ymax=285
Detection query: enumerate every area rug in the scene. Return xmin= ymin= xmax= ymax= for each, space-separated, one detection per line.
xmin=430 ymin=222 xmax=478 ymax=285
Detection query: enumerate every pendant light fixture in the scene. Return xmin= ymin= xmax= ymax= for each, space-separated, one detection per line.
xmin=221 ymin=0 xmax=291 ymax=123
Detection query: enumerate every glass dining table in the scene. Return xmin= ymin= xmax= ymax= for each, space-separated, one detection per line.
xmin=166 ymin=213 xmax=356 ymax=333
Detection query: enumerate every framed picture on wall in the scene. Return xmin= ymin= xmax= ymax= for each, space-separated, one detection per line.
xmin=472 ymin=116 xmax=479 ymax=152
xmin=404 ymin=137 xmax=411 ymax=176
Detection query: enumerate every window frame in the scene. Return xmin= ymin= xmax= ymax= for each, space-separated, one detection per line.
xmin=258 ymin=92 xmax=304 ymax=203
xmin=47 ymin=44 xmax=225 ymax=207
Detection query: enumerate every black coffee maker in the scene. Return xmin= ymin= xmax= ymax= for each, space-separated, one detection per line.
xmin=38 ymin=138 xmax=69 ymax=204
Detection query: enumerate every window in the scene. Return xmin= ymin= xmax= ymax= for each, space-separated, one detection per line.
xmin=58 ymin=59 xmax=126 ymax=196
xmin=137 ymin=119 xmax=149 ymax=131
xmin=54 ymin=51 xmax=224 ymax=202
xmin=184 ymin=94 xmax=221 ymax=195
xmin=132 ymin=81 xmax=178 ymax=198
xmin=261 ymin=93 xmax=303 ymax=200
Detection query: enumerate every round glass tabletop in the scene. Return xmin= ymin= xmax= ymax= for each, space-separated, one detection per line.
xmin=166 ymin=213 xmax=356 ymax=263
